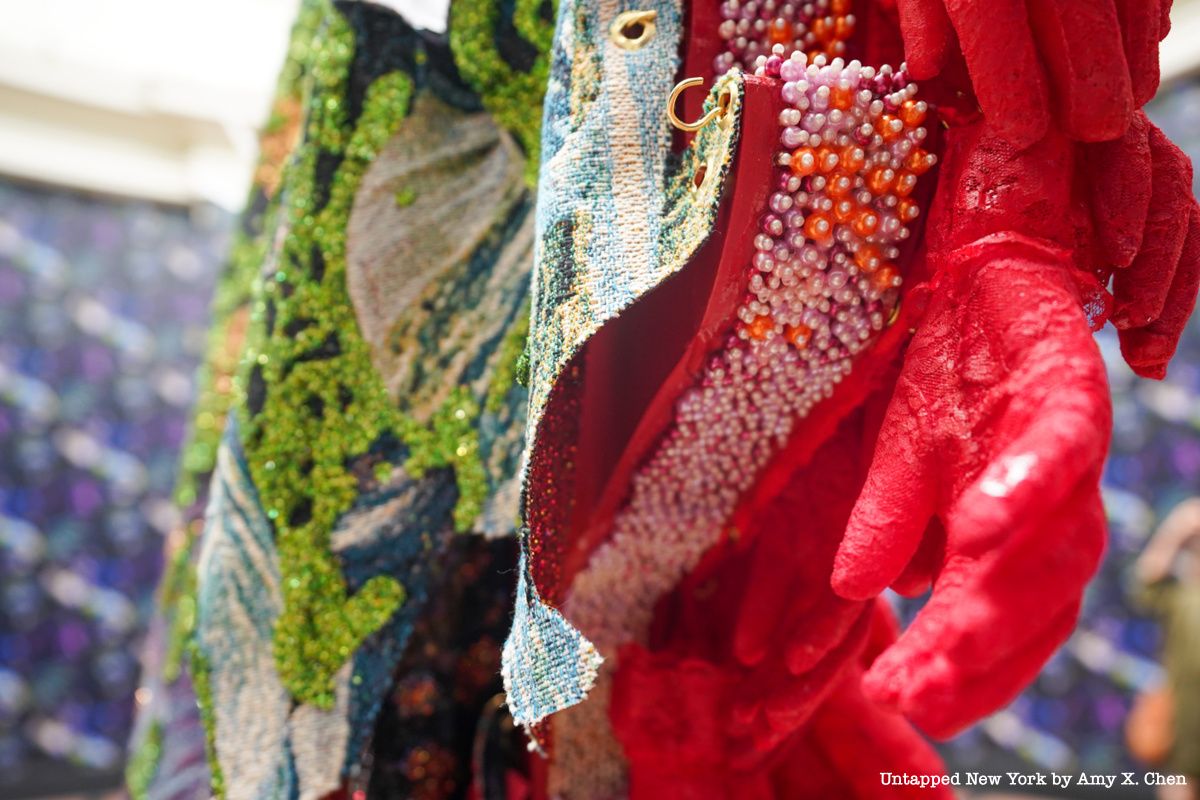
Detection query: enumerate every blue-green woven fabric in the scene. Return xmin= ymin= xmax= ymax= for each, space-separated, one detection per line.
xmin=501 ymin=0 xmax=744 ymax=729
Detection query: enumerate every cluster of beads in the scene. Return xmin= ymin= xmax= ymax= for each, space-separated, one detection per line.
xmin=567 ymin=50 xmax=934 ymax=654
xmin=715 ymin=0 xmax=855 ymax=75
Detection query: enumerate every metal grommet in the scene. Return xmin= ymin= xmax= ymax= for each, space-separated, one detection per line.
xmin=610 ymin=10 xmax=657 ymax=50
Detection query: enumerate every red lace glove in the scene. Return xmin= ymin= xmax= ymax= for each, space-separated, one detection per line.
xmin=831 ymin=233 xmax=1110 ymax=737
xmin=896 ymin=0 xmax=1170 ymax=146
xmin=1081 ymin=112 xmax=1200 ymax=378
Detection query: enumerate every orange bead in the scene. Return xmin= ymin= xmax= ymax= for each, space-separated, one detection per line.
xmin=879 ymin=114 xmax=903 ymax=141
xmin=785 ymin=323 xmax=812 ymax=348
xmin=854 ymin=244 xmax=881 ymax=273
xmin=804 ymin=212 xmax=834 ymax=242
xmin=897 ymin=198 xmax=920 ymax=222
xmin=830 ymin=85 xmax=854 ymax=110
xmin=840 ymin=145 xmax=866 ymax=173
xmin=827 ymin=173 xmax=854 ymax=199
xmin=767 ymin=18 xmax=794 ymax=46
xmin=900 ymin=99 xmax=926 ymax=127
xmin=866 ymin=167 xmax=896 ymax=195
xmin=904 ymin=149 xmax=935 ymax=175
xmin=831 ymin=0 xmax=852 ymax=14
xmin=893 ymin=172 xmax=918 ymax=198
xmin=812 ymin=16 xmax=833 ymax=43
xmin=816 ymin=146 xmax=840 ymax=173
xmin=872 ymin=264 xmax=900 ymax=290
xmin=832 ymin=198 xmax=857 ymax=223
xmin=834 ymin=15 xmax=855 ymax=39
xmin=790 ymin=147 xmax=817 ymax=177
xmin=748 ymin=315 xmax=774 ymax=340
xmin=852 ymin=209 xmax=879 ymax=236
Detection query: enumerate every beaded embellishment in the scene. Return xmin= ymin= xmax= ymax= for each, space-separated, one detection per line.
xmin=559 ymin=53 xmax=935 ymax=787
xmin=715 ymin=0 xmax=857 ymax=74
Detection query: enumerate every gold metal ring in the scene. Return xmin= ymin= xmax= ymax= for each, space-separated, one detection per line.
xmin=667 ymin=77 xmax=731 ymax=132
xmin=610 ymin=10 xmax=657 ymax=50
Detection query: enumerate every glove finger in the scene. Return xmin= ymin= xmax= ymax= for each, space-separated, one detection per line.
xmin=1114 ymin=0 xmax=1163 ymax=107
xmin=1027 ymin=0 xmax=1133 ymax=141
xmin=832 ymin=376 xmax=937 ymax=601
xmin=805 ymin=671 xmax=955 ymax=799
xmin=1120 ymin=202 xmax=1200 ymax=378
xmin=895 ymin=0 xmax=954 ymax=79
xmin=862 ymin=596 xmax=901 ymax=667
xmin=943 ymin=0 xmax=1050 ymax=148
xmin=871 ymin=599 xmax=1081 ymax=738
xmin=1083 ymin=112 xmax=1152 ymax=270
xmin=1113 ymin=125 xmax=1195 ymax=329
xmin=758 ymin=606 xmax=872 ymax=750
xmin=862 ymin=481 xmax=1102 ymax=730
xmin=890 ymin=516 xmax=946 ymax=597
xmin=730 ymin=604 xmax=872 ymax=763
xmin=784 ymin=592 xmax=866 ymax=674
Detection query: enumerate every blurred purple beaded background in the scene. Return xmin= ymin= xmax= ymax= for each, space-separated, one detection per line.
xmin=0 ymin=180 xmax=228 ymax=794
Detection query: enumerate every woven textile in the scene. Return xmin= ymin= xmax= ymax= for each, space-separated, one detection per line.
xmin=500 ymin=0 xmax=744 ymax=729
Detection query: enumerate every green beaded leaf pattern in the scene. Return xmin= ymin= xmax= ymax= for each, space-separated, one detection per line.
xmin=238 ymin=1 xmax=535 ymax=708
xmin=174 ymin=0 xmax=324 ymax=509
xmin=450 ymin=0 xmax=557 ymax=186
xmin=189 ymin=645 xmax=226 ymax=799
xmin=238 ymin=11 xmax=415 ymax=707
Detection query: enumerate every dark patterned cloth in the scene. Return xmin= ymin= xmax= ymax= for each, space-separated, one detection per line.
xmin=366 ymin=536 xmax=525 ymax=800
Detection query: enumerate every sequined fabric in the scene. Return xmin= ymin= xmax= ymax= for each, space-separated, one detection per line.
xmin=129 ymin=0 xmax=551 ymax=796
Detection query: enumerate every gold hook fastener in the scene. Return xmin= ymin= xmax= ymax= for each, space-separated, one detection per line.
xmin=667 ymin=77 xmax=732 ymax=132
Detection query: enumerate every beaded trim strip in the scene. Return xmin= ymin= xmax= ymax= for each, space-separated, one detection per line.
xmin=566 ymin=46 xmax=936 ymax=697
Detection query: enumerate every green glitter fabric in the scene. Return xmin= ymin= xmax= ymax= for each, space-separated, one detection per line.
xmin=129 ymin=1 xmax=552 ymax=797
xmin=174 ymin=0 xmax=324 ymax=510
xmin=449 ymin=0 xmax=557 ymax=186
xmin=124 ymin=721 xmax=161 ymax=800
xmin=123 ymin=4 xmax=325 ymax=797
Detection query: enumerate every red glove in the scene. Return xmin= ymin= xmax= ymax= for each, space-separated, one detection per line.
xmin=896 ymin=0 xmax=1170 ymax=146
xmin=1080 ymin=112 xmax=1200 ymax=378
xmin=832 ymin=233 xmax=1110 ymax=737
